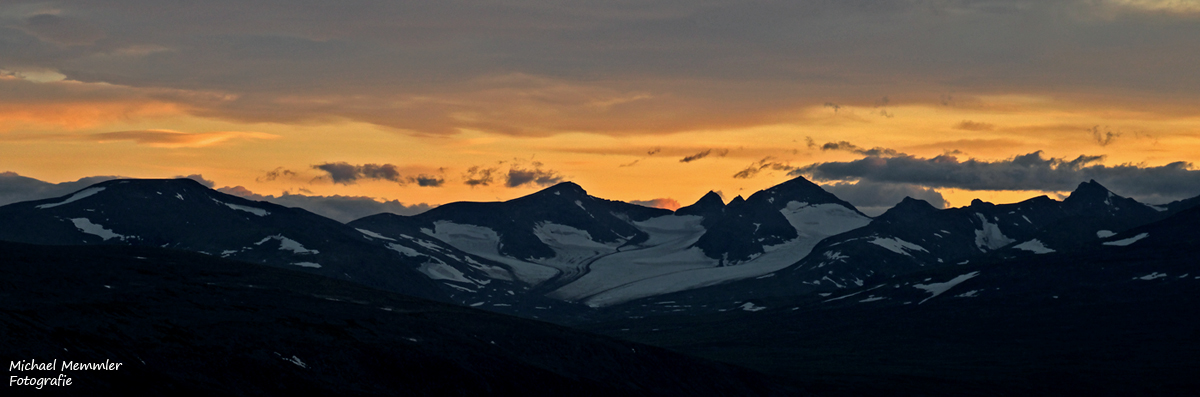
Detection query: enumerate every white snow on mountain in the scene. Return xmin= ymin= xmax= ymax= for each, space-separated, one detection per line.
xmin=357 ymin=228 xmax=397 ymax=241
xmin=417 ymin=258 xmax=473 ymax=285
xmin=914 ymin=271 xmax=980 ymax=304
xmin=255 ymin=235 xmax=319 ymax=254
xmin=37 ymin=187 xmax=105 ymax=209
xmin=424 ymin=221 xmax=559 ymax=284
xmin=222 ymin=202 xmax=270 ymax=216
xmin=386 ymin=243 xmax=422 ymax=257
xmin=69 ymin=218 xmax=125 ymax=240
xmin=1103 ymin=233 xmax=1149 ymax=247
xmin=739 ymin=302 xmax=766 ymax=312
xmin=869 ymin=236 xmax=928 ymax=256
xmin=1096 ymin=230 xmax=1116 ymax=238
xmin=559 ymin=203 xmax=870 ymax=307
xmin=532 ymin=222 xmax=622 ymax=266
xmin=1013 ymin=239 xmax=1055 ymax=254
xmin=1134 ymin=272 xmax=1167 ymax=280
xmin=973 ymin=213 xmax=1013 ymax=251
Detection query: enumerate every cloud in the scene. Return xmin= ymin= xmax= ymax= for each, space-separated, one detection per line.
xmin=409 ymin=174 xmax=444 ymax=187
xmin=819 ymin=141 xmax=900 ymax=157
xmin=506 ymin=162 xmax=564 ymax=188
xmin=17 ymin=14 xmax=106 ymax=46
xmin=679 ymin=149 xmax=728 ymax=163
xmin=217 ymin=186 xmax=433 ymax=223
xmin=173 ymin=174 xmax=215 ymax=188
xmin=313 ymin=162 xmax=363 ymax=184
xmin=463 ymin=166 xmax=498 ymax=187
xmin=0 ymin=1 xmax=1198 ymax=138
xmin=820 ymin=181 xmax=947 ymax=217
xmin=793 ymin=151 xmax=1200 ymax=202
xmin=953 ymin=120 xmax=995 ymax=131
xmin=258 ymin=167 xmax=298 ymax=182
xmin=629 ymin=198 xmax=682 ymax=211
xmin=1089 ymin=125 xmax=1120 ymax=146
xmin=0 ymin=172 xmax=123 ymax=207
xmin=310 ymin=162 xmax=442 ymax=187
xmin=732 ymin=157 xmax=797 ymax=179
xmin=90 ymin=130 xmax=278 ymax=148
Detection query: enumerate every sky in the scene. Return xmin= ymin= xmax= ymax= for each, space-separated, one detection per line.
xmin=3 ymin=0 xmax=1200 ymax=218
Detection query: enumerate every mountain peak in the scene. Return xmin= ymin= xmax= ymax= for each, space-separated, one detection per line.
xmin=675 ymin=191 xmax=725 ymax=217
xmin=536 ymin=181 xmax=588 ymax=197
xmin=876 ymin=197 xmax=939 ymax=222
xmin=1067 ymin=179 xmax=1111 ymax=199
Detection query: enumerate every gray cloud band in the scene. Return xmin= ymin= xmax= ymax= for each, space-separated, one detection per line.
xmin=792 ymin=151 xmax=1200 ymax=200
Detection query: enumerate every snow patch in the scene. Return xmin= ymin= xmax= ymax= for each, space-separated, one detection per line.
xmin=739 ymin=302 xmax=766 ymax=312
xmin=1013 ymin=239 xmax=1055 ymax=254
xmin=426 ymin=221 xmax=558 ymax=284
xmin=69 ymin=218 xmax=125 ymax=240
xmin=1103 ymin=233 xmax=1148 ymax=246
xmin=913 ymin=271 xmax=980 ymax=304
xmin=973 ymin=214 xmax=1013 ymax=251
xmin=291 ymin=262 xmax=321 ymax=268
xmin=869 ymin=236 xmax=928 ymax=256
xmin=386 ymin=243 xmax=422 ymax=257
xmin=357 ymin=228 xmax=397 ymax=241
xmin=1135 ymin=272 xmax=1167 ymax=280
xmin=37 ymin=187 xmax=105 ymax=209
xmin=418 ymin=258 xmax=473 ymax=284
xmin=1096 ymin=230 xmax=1116 ymax=238
xmin=223 ymin=202 xmax=269 ymax=216
xmin=858 ymin=296 xmax=886 ymax=303
xmin=255 ymin=235 xmax=319 ymax=254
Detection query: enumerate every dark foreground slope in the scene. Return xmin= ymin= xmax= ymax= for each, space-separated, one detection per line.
xmin=0 ymin=242 xmax=796 ymax=396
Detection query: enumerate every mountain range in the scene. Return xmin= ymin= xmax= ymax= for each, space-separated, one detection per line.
xmin=3 ymin=175 xmax=1198 ymax=394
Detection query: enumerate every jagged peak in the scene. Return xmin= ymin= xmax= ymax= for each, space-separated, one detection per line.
xmin=1065 ymin=179 xmax=1113 ymax=200
xmin=675 ymin=190 xmax=725 ymax=216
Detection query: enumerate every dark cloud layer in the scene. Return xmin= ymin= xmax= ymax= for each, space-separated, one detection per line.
xmin=2 ymin=1 xmax=1199 ymax=136
xmin=820 ymin=180 xmax=948 ymax=217
xmin=0 ymin=172 xmax=123 ymax=206
xmin=218 ymin=186 xmax=432 ymax=223
xmin=793 ymin=151 xmax=1200 ymax=202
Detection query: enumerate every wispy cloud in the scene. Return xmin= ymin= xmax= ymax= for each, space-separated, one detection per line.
xmin=91 ymin=130 xmax=278 ymax=148
xmin=953 ymin=120 xmax=995 ymax=131
xmin=679 ymin=149 xmax=729 ymax=163
xmin=732 ymin=157 xmax=797 ymax=179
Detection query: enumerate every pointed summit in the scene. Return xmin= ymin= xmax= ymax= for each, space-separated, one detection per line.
xmin=675 ymin=191 xmax=724 ymax=217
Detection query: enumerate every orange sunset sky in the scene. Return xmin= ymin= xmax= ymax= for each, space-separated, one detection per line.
xmin=3 ymin=1 xmax=1200 ymax=218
